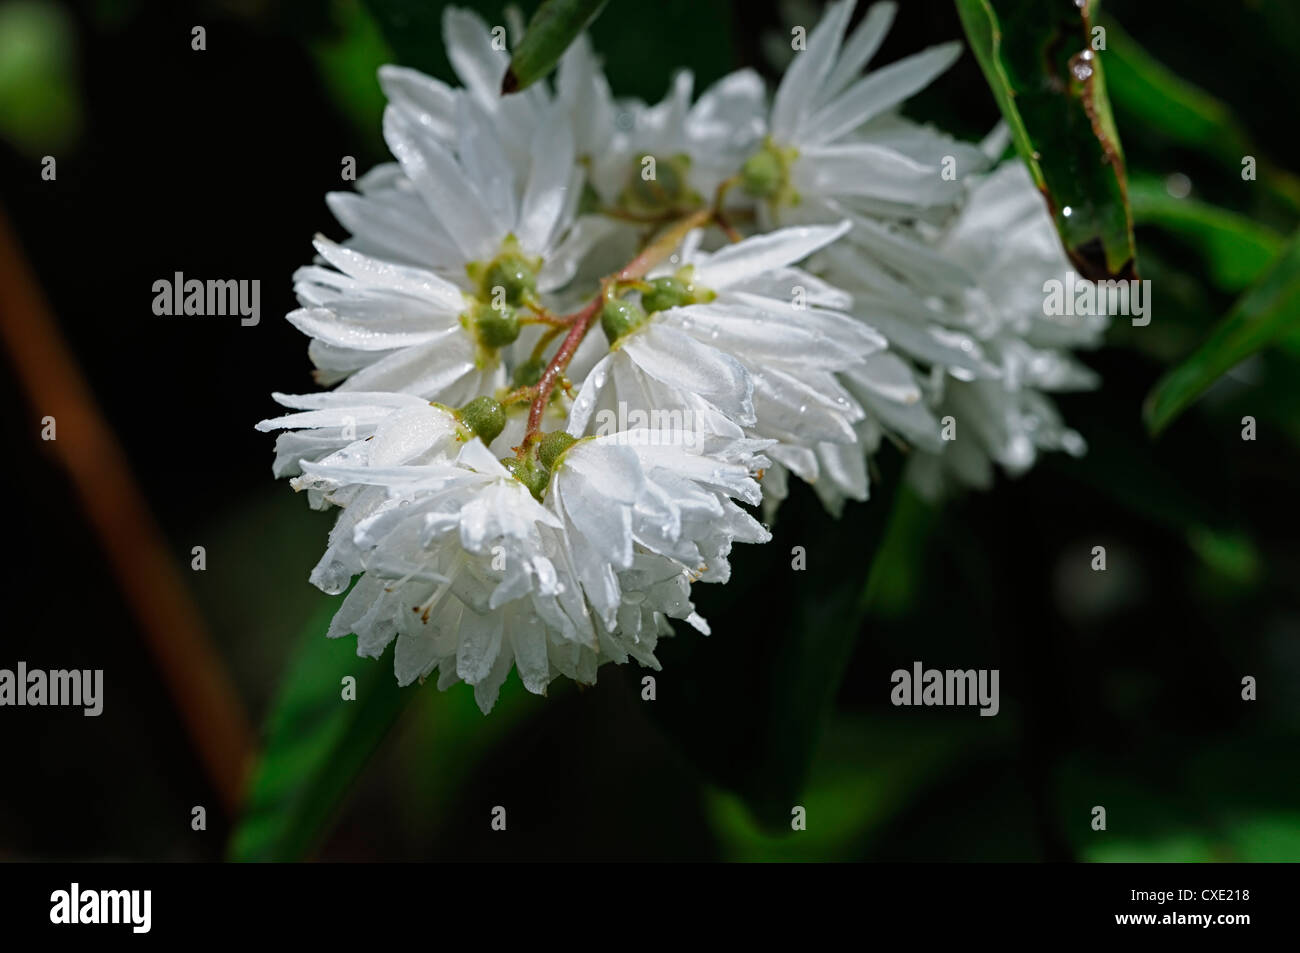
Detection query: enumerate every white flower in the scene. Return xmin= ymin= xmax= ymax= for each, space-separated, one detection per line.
xmin=742 ymin=1 xmax=979 ymax=225
xmin=257 ymin=0 xmax=1115 ymax=714
xmin=255 ymin=390 xmax=466 ymax=479
xmin=311 ymin=440 xmax=579 ymax=712
xmin=569 ymin=223 xmax=880 ymax=490
xmin=255 ymin=391 xmax=471 ymax=593
xmin=549 ymin=428 xmax=770 ymax=624
xmin=829 ymin=161 xmax=1107 ymax=495
xmin=288 ymin=238 xmax=502 ymax=402
xmin=374 ymin=8 xmax=550 ymax=176
xmin=569 ymin=53 xmax=766 ymax=215
xmin=271 ymin=402 xmax=771 ymax=711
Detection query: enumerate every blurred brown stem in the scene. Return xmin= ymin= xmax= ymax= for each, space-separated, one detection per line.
xmin=0 ymin=202 xmax=254 ymax=815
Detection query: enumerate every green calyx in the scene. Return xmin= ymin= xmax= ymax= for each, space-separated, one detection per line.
xmin=503 ymin=431 xmax=580 ymax=501
xmin=471 ymin=301 xmax=520 ymax=348
xmin=537 ymin=430 xmax=577 ymax=469
xmin=600 ymin=295 xmax=648 ymax=344
xmin=467 ymin=236 xmax=542 ymax=308
xmin=501 ymin=453 xmax=550 ymax=501
xmin=457 ymin=396 xmax=506 ymax=446
xmin=740 ymin=139 xmax=798 ymax=202
xmin=618 ymin=153 xmax=702 ymax=215
xmin=482 ymin=256 xmax=537 ymax=307
xmin=640 ymin=268 xmax=715 ymax=314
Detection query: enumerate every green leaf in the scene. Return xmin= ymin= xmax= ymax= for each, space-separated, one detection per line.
xmin=502 ymin=0 xmax=609 ymax=93
xmin=1059 ymin=736 xmax=1300 ymax=862
xmin=1128 ymin=176 xmax=1284 ymax=293
xmin=1145 ymin=230 xmax=1300 ymax=435
xmin=1101 ymin=17 xmax=1300 ymax=216
xmin=954 ymin=0 xmax=1137 ymax=279
xmin=0 ymin=0 xmax=82 ymax=156
xmin=228 ymin=601 xmax=413 ymax=862
xmin=309 ymin=0 xmax=394 ymax=144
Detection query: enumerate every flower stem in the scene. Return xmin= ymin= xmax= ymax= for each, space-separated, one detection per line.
xmin=517 ymin=198 xmax=733 ymax=446
xmin=523 ymin=293 xmax=602 ymax=437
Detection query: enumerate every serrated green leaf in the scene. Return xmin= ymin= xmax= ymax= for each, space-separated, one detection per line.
xmin=228 ymin=602 xmax=413 ymax=862
xmin=502 ymin=0 xmax=609 ymax=93
xmin=1145 ymin=230 xmax=1300 ymax=435
xmin=955 ymin=0 xmax=1137 ymax=279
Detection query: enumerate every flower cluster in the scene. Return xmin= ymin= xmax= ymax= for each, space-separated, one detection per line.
xmin=259 ymin=0 xmax=1106 ymax=711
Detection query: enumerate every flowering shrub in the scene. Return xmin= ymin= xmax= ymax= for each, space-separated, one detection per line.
xmin=259 ymin=1 xmax=1103 ymax=712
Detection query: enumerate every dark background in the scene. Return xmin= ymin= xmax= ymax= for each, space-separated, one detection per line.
xmin=1 ymin=0 xmax=1297 ymax=860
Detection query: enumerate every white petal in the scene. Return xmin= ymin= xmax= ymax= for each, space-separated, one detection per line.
xmin=693 ymin=222 xmax=850 ymax=289
xmin=804 ymin=42 xmax=962 ymax=145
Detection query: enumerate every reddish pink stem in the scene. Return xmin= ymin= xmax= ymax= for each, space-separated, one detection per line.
xmin=520 ymin=206 xmax=715 ymax=445
xmin=525 ymin=294 xmax=603 ymax=436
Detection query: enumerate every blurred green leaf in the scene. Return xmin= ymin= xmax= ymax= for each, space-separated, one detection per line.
xmin=1060 ymin=737 xmax=1300 ymax=861
xmin=1102 ymin=16 xmax=1300 ymax=216
xmin=228 ymin=601 xmax=413 ymax=862
xmin=859 ymin=484 xmax=937 ymax=620
xmin=1145 ymin=230 xmax=1300 ymax=435
xmin=706 ymin=714 xmax=995 ymax=861
xmin=1185 ymin=526 xmax=1261 ymax=587
xmin=955 ymin=0 xmax=1136 ymax=279
xmin=503 ymin=0 xmax=608 ymax=93
xmin=1128 ymin=177 xmax=1283 ymax=294
xmin=0 ymin=0 xmax=82 ymax=155
xmin=310 ymin=0 xmax=394 ymax=143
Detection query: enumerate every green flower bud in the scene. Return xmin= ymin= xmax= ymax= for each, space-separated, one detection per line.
xmin=741 ymin=149 xmax=783 ymax=198
xmin=601 ymin=296 xmax=648 ymax=344
xmin=512 ymin=356 xmax=547 ymax=388
xmin=481 ymin=254 xmax=537 ymax=307
xmin=640 ymin=276 xmax=693 ymax=314
xmin=457 ymin=396 xmax=506 ymax=445
xmin=537 ymin=430 xmax=577 ymax=469
xmin=473 ymin=302 xmax=520 ymax=348
xmin=501 ymin=454 xmax=549 ymax=500
xmin=619 ymin=154 xmax=699 ymax=215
